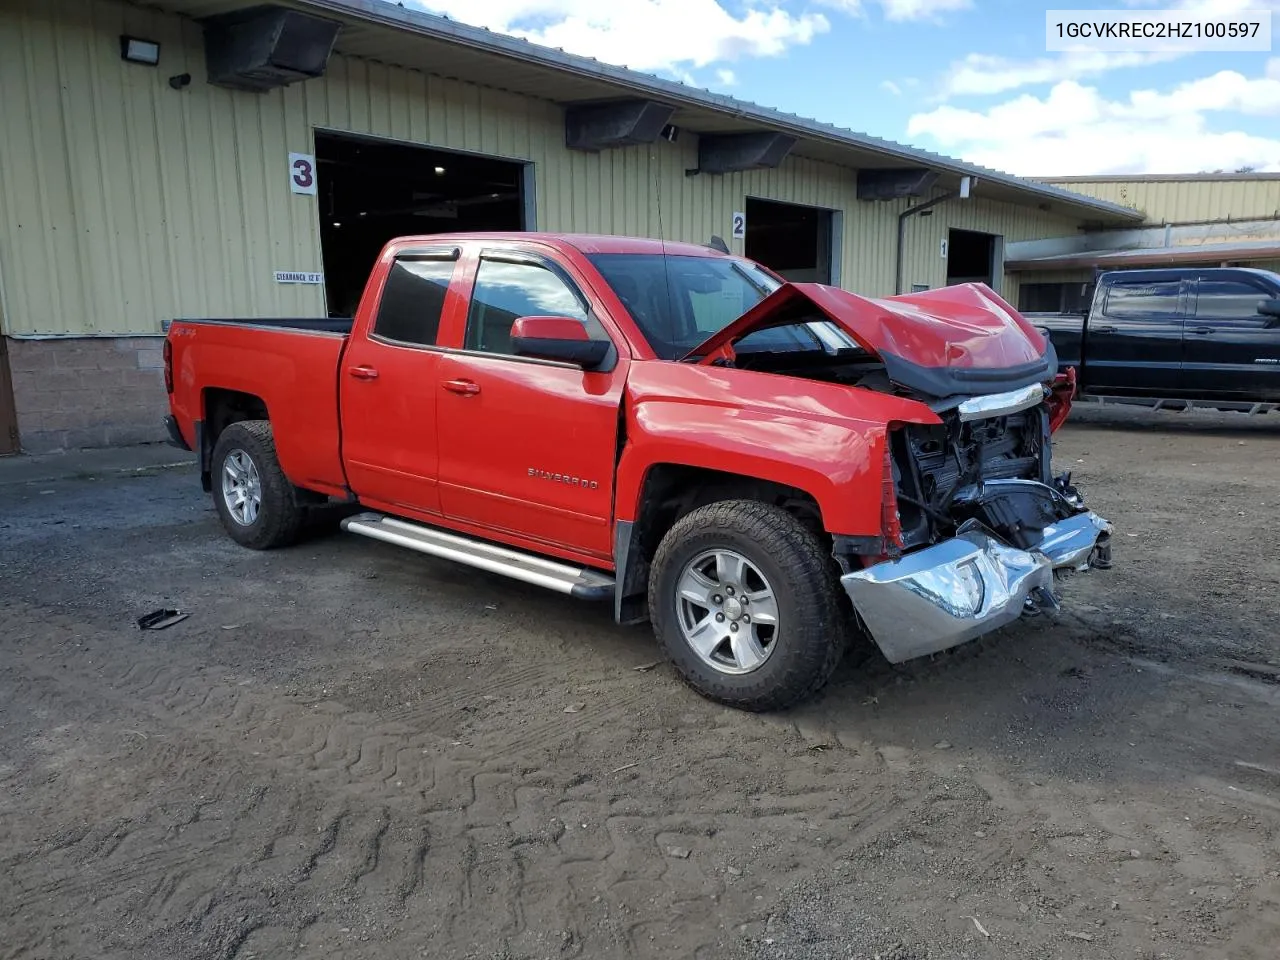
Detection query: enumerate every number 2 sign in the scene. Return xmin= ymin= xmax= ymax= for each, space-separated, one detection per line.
xmin=731 ymin=211 xmax=746 ymax=240
xmin=289 ymin=152 xmax=317 ymax=196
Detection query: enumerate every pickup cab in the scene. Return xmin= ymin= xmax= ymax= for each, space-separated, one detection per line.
xmin=1030 ymin=267 xmax=1280 ymax=410
xmin=164 ymin=233 xmax=1113 ymax=710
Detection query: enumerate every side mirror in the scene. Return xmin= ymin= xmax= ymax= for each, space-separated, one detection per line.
xmin=1258 ymin=298 xmax=1280 ymax=326
xmin=510 ymin=316 xmax=611 ymax=369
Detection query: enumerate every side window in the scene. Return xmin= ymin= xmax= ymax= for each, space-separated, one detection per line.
xmin=464 ymin=259 xmax=603 ymax=356
xmin=1194 ymin=280 xmax=1267 ymax=321
xmin=1104 ymin=280 xmax=1181 ymax=319
xmin=372 ymin=259 xmax=455 ymax=345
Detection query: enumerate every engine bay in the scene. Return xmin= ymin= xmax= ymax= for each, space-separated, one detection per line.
xmin=726 ymin=338 xmax=1088 ymax=557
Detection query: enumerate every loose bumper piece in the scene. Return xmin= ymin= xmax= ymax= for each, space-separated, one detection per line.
xmin=843 ymin=510 xmax=1112 ymax=664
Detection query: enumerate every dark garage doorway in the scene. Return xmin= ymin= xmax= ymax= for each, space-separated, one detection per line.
xmin=315 ymin=132 xmax=530 ymax=317
xmin=946 ymin=229 xmax=997 ymax=287
xmin=745 ymin=198 xmax=836 ymax=284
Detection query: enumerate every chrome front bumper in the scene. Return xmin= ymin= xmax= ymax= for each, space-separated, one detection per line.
xmin=842 ymin=511 xmax=1112 ymax=664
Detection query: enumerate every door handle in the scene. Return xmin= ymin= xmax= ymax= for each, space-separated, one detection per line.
xmin=442 ymin=378 xmax=480 ymax=396
xmin=1192 ymin=326 xmax=1213 ymax=335
xmin=1093 ymin=325 xmax=1117 ymax=334
xmin=347 ymin=365 xmax=379 ymax=381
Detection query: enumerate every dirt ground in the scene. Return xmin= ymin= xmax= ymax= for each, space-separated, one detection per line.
xmin=2 ymin=404 xmax=1279 ymax=960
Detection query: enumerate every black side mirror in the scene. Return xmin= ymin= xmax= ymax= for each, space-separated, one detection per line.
xmin=510 ymin=316 xmax=611 ymax=370
xmin=1258 ymin=298 xmax=1280 ymax=326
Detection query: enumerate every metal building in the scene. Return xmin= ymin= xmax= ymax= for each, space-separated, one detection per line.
xmin=0 ymin=0 xmax=1140 ymax=454
xmin=1009 ymin=174 xmax=1280 ymax=314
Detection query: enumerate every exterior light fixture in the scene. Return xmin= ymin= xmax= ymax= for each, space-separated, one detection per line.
xmin=434 ymin=166 xmax=446 ymax=175
xmin=120 ymin=35 xmax=160 ymax=65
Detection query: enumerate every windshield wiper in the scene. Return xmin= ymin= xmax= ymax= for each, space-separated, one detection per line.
xmin=729 ymin=262 xmax=776 ymax=298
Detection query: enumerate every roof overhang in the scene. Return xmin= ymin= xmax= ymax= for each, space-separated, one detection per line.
xmin=137 ymin=0 xmax=1143 ymax=224
xmin=1007 ymin=240 xmax=1280 ymax=271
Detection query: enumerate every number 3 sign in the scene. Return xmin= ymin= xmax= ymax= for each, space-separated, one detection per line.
xmin=289 ymin=152 xmax=317 ymax=196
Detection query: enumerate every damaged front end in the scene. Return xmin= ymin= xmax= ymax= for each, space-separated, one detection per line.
xmin=844 ymin=385 xmax=1113 ymax=665
xmin=677 ymin=277 xmax=1113 ymax=664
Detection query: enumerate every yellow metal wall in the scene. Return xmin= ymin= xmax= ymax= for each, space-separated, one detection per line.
xmin=0 ymin=0 xmax=1085 ymax=337
xmin=1040 ymin=178 xmax=1280 ymax=224
xmin=880 ymin=190 xmax=1080 ymax=307
xmin=1006 ymin=268 xmax=1096 ymax=307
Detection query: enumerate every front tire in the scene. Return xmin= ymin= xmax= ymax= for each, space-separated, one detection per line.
xmin=211 ymin=420 xmax=305 ymax=550
xmin=648 ymin=500 xmax=846 ymax=711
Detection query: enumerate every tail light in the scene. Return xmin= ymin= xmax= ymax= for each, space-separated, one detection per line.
xmin=163 ymin=339 xmax=173 ymax=394
xmin=881 ymin=433 xmax=903 ymax=551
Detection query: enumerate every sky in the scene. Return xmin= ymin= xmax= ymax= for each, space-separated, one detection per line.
xmin=406 ymin=0 xmax=1280 ymax=177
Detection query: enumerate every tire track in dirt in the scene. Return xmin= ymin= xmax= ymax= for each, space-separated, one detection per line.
xmin=1 ymin=601 xmax=929 ymax=960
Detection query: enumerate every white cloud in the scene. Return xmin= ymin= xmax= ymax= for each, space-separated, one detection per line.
xmin=716 ymin=68 xmax=738 ymax=86
xmin=818 ymin=0 xmax=973 ymax=18
xmin=878 ymin=0 xmax=971 ymax=20
xmin=410 ymin=0 xmax=828 ymax=74
xmin=907 ymin=72 xmax=1280 ymax=175
xmin=1123 ymin=70 xmax=1280 ymax=117
xmin=938 ymin=0 xmax=1280 ymax=99
xmin=881 ymin=79 xmax=902 ymax=95
xmin=940 ymin=50 xmax=1179 ymax=98
xmin=1126 ymin=0 xmax=1280 ymax=12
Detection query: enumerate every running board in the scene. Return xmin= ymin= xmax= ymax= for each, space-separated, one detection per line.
xmin=1078 ymin=393 xmax=1277 ymax=416
xmin=340 ymin=512 xmax=615 ymax=600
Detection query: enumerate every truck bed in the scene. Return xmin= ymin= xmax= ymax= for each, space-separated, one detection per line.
xmin=166 ymin=317 xmax=350 ymax=497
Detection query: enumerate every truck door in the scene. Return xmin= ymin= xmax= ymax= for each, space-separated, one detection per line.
xmin=1184 ymin=273 xmax=1280 ymax=401
xmin=434 ymin=250 xmax=627 ymax=563
xmin=1084 ymin=274 xmax=1187 ymax=395
xmin=339 ymin=246 xmax=465 ymax=515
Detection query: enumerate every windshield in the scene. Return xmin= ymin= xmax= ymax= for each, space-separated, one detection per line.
xmin=587 ymin=253 xmax=785 ymax=360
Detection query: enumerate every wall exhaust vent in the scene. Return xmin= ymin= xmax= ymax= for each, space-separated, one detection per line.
xmin=857 ymin=168 xmax=941 ymax=200
xmin=202 ymin=5 xmax=341 ymax=93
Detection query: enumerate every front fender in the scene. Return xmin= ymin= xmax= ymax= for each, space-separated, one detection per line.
xmin=616 ymin=363 xmax=939 ymax=535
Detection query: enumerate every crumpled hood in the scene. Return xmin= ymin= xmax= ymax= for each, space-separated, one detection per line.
xmin=685 ymin=281 xmax=1050 ymax=374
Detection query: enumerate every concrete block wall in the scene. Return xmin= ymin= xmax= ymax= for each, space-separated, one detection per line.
xmin=6 ymin=337 xmax=168 ymax=453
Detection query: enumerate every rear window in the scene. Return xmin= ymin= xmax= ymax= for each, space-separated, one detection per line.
xmin=1104 ymin=280 xmax=1181 ymax=319
xmin=372 ymin=259 xmax=455 ymax=346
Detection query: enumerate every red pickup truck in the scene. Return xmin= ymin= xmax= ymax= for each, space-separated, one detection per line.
xmin=164 ymin=233 xmax=1113 ymax=710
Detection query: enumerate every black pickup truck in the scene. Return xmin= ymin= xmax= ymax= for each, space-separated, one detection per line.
xmin=1028 ymin=267 xmax=1280 ymax=411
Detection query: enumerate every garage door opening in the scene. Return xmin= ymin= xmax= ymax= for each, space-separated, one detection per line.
xmin=315 ymin=132 xmax=529 ymax=316
xmin=744 ymin=198 xmax=836 ymax=284
xmin=946 ymin=229 xmax=997 ymax=287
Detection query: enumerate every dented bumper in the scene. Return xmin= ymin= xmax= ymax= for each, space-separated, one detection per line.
xmin=842 ymin=511 xmax=1112 ymax=664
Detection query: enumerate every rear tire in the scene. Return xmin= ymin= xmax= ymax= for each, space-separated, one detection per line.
xmin=648 ymin=500 xmax=847 ymax=711
xmin=211 ymin=420 xmax=305 ymax=550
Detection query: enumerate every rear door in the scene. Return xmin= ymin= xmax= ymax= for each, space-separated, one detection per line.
xmin=434 ymin=248 xmax=627 ymax=562
xmin=1183 ymin=274 xmax=1280 ymax=400
xmin=1085 ymin=274 xmax=1187 ymax=394
xmin=339 ymin=245 xmax=465 ymax=516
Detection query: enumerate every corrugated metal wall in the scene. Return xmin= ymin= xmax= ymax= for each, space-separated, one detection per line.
xmin=1040 ymin=178 xmax=1280 ymax=224
xmin=879 ymin=190 xmax=1078 ymax=305
xmin=0 ymin=0 xmax=1084 ymax=337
